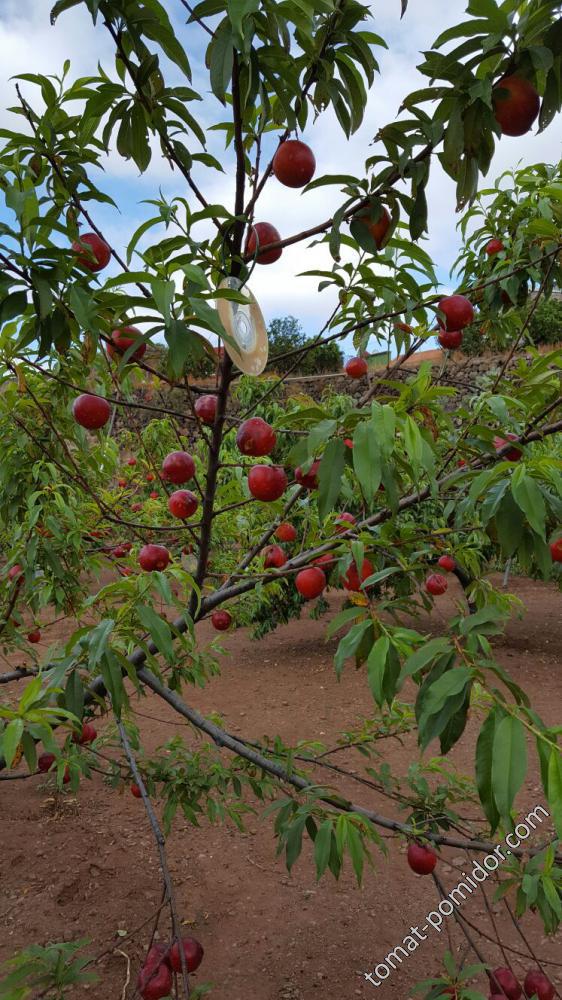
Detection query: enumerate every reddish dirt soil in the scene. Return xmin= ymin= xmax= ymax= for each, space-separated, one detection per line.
xmin=1 ymin=574 xmax=561 ymax=1000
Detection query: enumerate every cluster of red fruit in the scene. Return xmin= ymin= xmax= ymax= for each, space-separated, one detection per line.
xmin=489 ymin=967 xmax=554 ymax=1000
xmin=137 ymin=937 xmax=203 ymax=1000
xmin=36 ymin=723 xmax=97 ymax=785
xmin=425 ymin=554 xmax=456 ymax=597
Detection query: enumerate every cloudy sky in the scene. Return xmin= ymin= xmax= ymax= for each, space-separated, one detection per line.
xmin=0 ymin=1 xmax=560 ymax=355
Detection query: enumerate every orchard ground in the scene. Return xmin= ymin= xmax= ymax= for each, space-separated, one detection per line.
xmin=1 ymin=574 xmax=561 ymax=1000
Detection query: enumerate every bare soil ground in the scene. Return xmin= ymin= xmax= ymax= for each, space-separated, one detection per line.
xmin=1 ymin=574 xmax=561 ymax=1000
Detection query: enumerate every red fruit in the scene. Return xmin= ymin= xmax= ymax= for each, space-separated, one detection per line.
xmin=146 ymin=473 xmax=155 ymax=482
xmin=194 ymin=394 xmax=217 ymax=425
xmin=314 ymin=553 xmax=336 ymax=571
xmin=246 ymin=222 xmax=282 ymax=265
xmin=490 ymin=968 xmax=522 ymax=1000
xmin=550 ymin=538 xmax=562 ymax=563
xmin=295 ymin=460 xmax=320 ymax=490
xmin=296 ymin=567 xmax=326 ymax=600
xmin=37 ymin=752 xmax=56 ymax=773
xmin=118 ymin=479 xmax=127 ymax=489
xmin=275 ymin=522 xmax=297 ymax=543
xmin=457 ymin=458 xmax=467 ymax=468
xmin=485 ymin=238 xmax=504 ymax=255
xmin=272 ymin=139 xmax=316 ymax=188
xmin=162 ymin=451 xmax=195 ymax=485
xmin=72 ymin=393 xmax=111 ymax=430
xmin=344 ymin=557 xmax=374 ymax=592
xmin=344 ymin=438 xmax=354 ymax=449
xmin=437 ymin=295 xmax=474 ymax=332
xmin=345 ymin=357 xmax=368 ymax=379
xmin=121 ymin=542 xmax=132 ymax=552
xmin=524 ymin=971 xmax=554 ymax=1000
xmin=248 ymin=465 xmax=287 ymax=502
xmin=131 ymin=783 xmax=142 ymax=798
xmin=107 ymin=326 xmax=146 ymax=363
xmin=72 ymin=723 xmax=96 ymax=746
xmin=169 ymin=936 xmax=204 ymax=974
xmin=335 ymin=512 xmax=356 ymax=534
xmin=356 ymin=206 xmax=391 ymax=249
xmin=437 ymin=555 xmax=456 ymax=573
xmin=139 ymin=544 xmax=170 ymax=572
xmin=137 ymin=945 xmax=173 ymax=1000
xmin=127 ymin=457 xmax=137 ymax=466
xmin=131 ymin=502 xmax=143 ymax=513
xmin=62 ymin=766 xmax=71 ymax=785
xmin=168 ymin=490 xmax=198 ymax=520
xmin=149 ymin=491 xmax=159 ymax=500
xmin=493 ymin=433 xmax=523 ymax=462
xmin=407 ymin=842 xmax=437 ymax=875
xmin=493 ymin=76 xmax=540 ymax=137
xmin=72 ymin=231 xmax=111 ymax=272
xmin=263 ymin=544 xmax=287 ymax=569
xmin=211 ymin=610 xmax=232 ymax=631
xmin=438 ymin=329 xmax=463 ymax=350
xmin=27 ymin=629 xmax=41 ymax=643
xmin=426 ymin=573 xmax=448 ymax=596
xmin=8 ymin=564 xmax=23 ymax=581
xmin=236 ymin=417 xmax=276 ymax=457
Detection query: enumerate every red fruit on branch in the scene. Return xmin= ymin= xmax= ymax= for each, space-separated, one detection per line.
xmin=264 ymin=544 xmax=287 ymax=569
xmin=27 ymin=629 xmax=41 ymax=643
xmin=72 ymin=231 xmax=111 ymax=272
xmin=493 ymin=76 xmax=540 ymax=137
xmin=355 ymin=206 xmax=391 ymax=249
xmin=345 ymin=357 xmax=368 ymax=379
xmin=117 ymin=479 xmax=127 ymax=489
xmin=131 ymin=502 xmax=143 ymax=513
xmin=490 ymin=968 xmax=522 ymax=1000
xmin=437 ymin=555 xmax=456 ymax=573
xmin=72 ymin=393 xmax=111 ymax=429
xmin=149 ymin=491 xmax=159 ymax=500
xmin=169 ymin=936 xmax=204 ymax=974
xmin=246 ymin=222 xmax=282 ymax=264
xmin=107 ymin=326 xmax=146 ymax=363
xmin=194 ymin=394 xmax=217 ymax=425
xmin=236 ymin=417 xmax=277 ymax=456
xmin=295 ymin=460 xmax=320 ymax=490
xmin=146 ymin=473 xmax=155 ymax=482
xmin=438 ymin=329 xmax=463 ymax=350
xmin=137 ymin=945 xmax=173 ymax=1000
xmin=127 ymin=457 xmax=137 ymax=466
xmin=275 ymin=522 xmax=297 ymax=543
xmin=131 ymin=783 xmax=142 ymax=798
xmin=296 ymin=567 xmax=326 ymax=600
xmin=485 ymin=238 xmax=504 ymax=255
xmin=162 ymin=451 xmax=195 ymax=485
xmin=168 ymin=490 xmax=198 ymax=519
xmin=211 ymin=610 xmax=232 ymax=631
xmin=493 ymin=433 xmax=522 ymax=461
xmin=37 ymin=752 xmax=56 ymax=773
xmin=343 ymin=558 xmax=374 ymax=592
xmin=273 ymin=139 xmax=316 ymax=188
xmin=344 ymin=438 xmax=354 ymax=449
xmin=138 ymin=544 xmax=170 ymax=572
xmin=426 ymin=573 xmax=448 ymax=596
xmin=437 ymin=295 xmax=474 ymax=331
xmin=523 ymin=971 xmax=554 ymax=1000
xmin=248 ymin=465 xmax=287 ymax=502
xmin=550 ymin=538 xmax=562 ymax=563
xmin=334 ymin=512 xmax=356 ymax=534
xmin=314 ymin=553 xmax=336 ymax=571
xmin=73 ymin=723 xmax=97 ymax=746
xmin=407 ymin=842 xmax=437 ymax=875
xmin=8 ymin=564 xmax=23 ymax=582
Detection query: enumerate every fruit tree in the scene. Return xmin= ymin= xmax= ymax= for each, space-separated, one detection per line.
xmin=0 ymin=1 xmax=562 ymax=998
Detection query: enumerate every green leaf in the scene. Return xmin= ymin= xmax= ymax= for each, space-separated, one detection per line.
xmin=1 ymin=719 xmax=24 ymax=768
xmin=100 ymin=651 xmax=126 ymax=718
xmin=87 ymin=619 xmax=115 ymax=667
xmin=334 ymin=621 xmax=372 ymax=679
xmin=136 ymin=604 xmax=174 ymax=661
xmin=314 ymin=820 xmax=333 ymax=879
xmin=366 ymin=634 xmax=389 ymax=708
xmin=209 ymin=19 xmax=234 ymax=105
xmin=511 ymin=468 xmax=547 ymax=540
xmin=398 ymin=638 xmax=452 ymax=687
xmin=318 ymin=438 xmax=345 ymax=521
xmin=65 ymin=671 xmax=84 ymax=722
xmin=492 ymin=715 xmax=527 ymax=822
xmin=353 ymin=420 xmax=381 ymax=498
xmin=546 ymin=748 xmax=562 ymax=839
